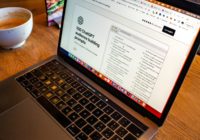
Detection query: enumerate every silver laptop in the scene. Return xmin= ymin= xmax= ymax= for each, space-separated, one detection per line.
xmin=0 ymin=0 xmax=200 ymax=140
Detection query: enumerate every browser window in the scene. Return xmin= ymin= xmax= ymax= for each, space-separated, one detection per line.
xmin=60 ymin=0 xmax=200 ymax=118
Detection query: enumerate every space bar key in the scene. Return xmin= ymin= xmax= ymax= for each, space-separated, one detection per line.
xmin=37 ymin=96 xmax=71 ymax=128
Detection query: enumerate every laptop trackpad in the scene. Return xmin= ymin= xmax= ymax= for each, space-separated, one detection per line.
xmin=0 ymin=98 xmax=71 ymax=140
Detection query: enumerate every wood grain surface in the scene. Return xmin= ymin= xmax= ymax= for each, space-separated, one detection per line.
xmin=0 ymin=0 xmax=200 ymax=139
xmin=0 ymin=0 xmax=59 ymax=81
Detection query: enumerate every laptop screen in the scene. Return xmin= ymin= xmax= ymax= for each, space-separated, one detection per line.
xmin=60 ymin=0 xmax=200 ymax=118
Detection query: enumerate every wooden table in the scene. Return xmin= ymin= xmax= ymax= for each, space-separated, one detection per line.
xmin=0 ymin=1 xmax=200 ymax=139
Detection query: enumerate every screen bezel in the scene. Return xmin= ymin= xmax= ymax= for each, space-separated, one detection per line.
xmin=57 ymin=0 xmax=200 ymax=126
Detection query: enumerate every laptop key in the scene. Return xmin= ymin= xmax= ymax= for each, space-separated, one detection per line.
xmin=66 ymin=77 xmax=75 ymax=84
xmin=76 ymin=132 xmax=88 ymax=140
xmin=82 ymin=124 xmax=94 ymax=135
xmin=62 ymin=106 xmax=72 ymax=115
xmin=72 ymin=93 xmax=82 ymax=100
xmin=50 ymin=96 xmax=60 ymax=104
xmin=37 ymin=96 xmax=71 ymax=127
xmin=100 ymin=114 xmax=111 ymax=124
xmin=111 ymin=111 xmax=122 ymax=121
xmin=50 ymin=85 xmax=58 ymax=91
xmin=61 ymin=94 xmax=71 ymax=102
xmin=25 ymin=84 xmax=34 ymax=91
xmin=67 ymin=98 xmax=77 ymax=107
xmin=56 ymin=79 xmax=65 ymax=85
xmin=93 ymin=108 xmax=103 ymax=118
xmin=75 ymin=118 xmax=87 ymax=128
xmin=67 ymin=124 xmax=80 ymax=136
xmin=90 ymin=95 xmax=100 ymax=103
xmin=127 ymin=124 xmax=143 ymax=137
xmin=67 ymin=88 xmax=77 ymax=95
xmin=39 ymin=75 xmax=48 ymax=81
xmin=79 ymin=98 xmax=89 ymax=106
xmin=85 ymin=103 xmax=96 ymax=111
xmin=83 ymin=90 xmax=93 ymax=98
xmin=61 ymin=83 xmax=70 ymax=90
xmin=116 ymin=127 xmax=128 ymax=138
xmin=107 ymin=120 xmax=119 ymax=130
xmin=44 ymin=80 xmax=52 ymax=86
xmin=71 ymin=81 xmax=81 ymax=88
xmin=103 ymin=106 xmax=114 ymax=115
xmin=56 ymin=101 xmax=66 ymax=110
xmin=111 ymin=135 xmax=122 ymax=140
xmin=21 ymin=80 xmax=29 ymax=87
xmin=51 ymin=74 xmax=59 ymax=80
xmin=55 ymin=89 xmax=65 ymax=96
xmin=94 ymin=121 xmax=106 ymax=132
xmin=77 ymin=86 xmax=87 ymax=93
xmin=124 ymin=133 xmax=137 ymax=140
xmin=119 ymin=117 xmax=130 ymax=127
xmin=60 ymin=73 xmax=69 ymax=79
xmin=44 ymin=92 xmax=54 ymax=99
xmin=68 ymin=112 xmax=79 ymax=121
xmin=30 ymin=89 xmax=41 ymax=98
xmin=35 ymin=82 xmax=43 ymax=88
xmin=39 ymin=86 xmax=49 ymax=93
xmin=102 ymin=128 xmax=114 ymax=139
xmin=46 ymin=71 xmax=54 ymax=76
xmin=30 ymin=77 xmax=39 ymax=84
xmin=79 ymin=109 xmax=90 ymax=118
xmin=96 ymin=100 xmax=107 ymax=109
xmin=90 ymin=131 xmax=102 ymax=140
xmin=86 ymin=115 xmax=98 ymax=125
xmin=73 ymin=104 xmax=84 ymax=113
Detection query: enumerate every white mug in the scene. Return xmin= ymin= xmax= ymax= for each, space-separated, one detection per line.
xmin=0 ymin=7 xmax=33 ymax=49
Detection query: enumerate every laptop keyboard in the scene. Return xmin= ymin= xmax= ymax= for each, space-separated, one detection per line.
xmin=16 ymin=59 xmax=148 ymax=140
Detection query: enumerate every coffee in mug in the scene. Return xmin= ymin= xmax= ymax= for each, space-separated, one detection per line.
xmin=0 ymin=17 xmax=27 ymax=30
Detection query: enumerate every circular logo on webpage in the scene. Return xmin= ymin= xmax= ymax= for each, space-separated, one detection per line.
xmin=78 ymin=16 xmax=84 ymax=25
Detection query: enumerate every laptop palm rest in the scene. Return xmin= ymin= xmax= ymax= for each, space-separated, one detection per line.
xmin=0 ymin=98 xmax=71 ymax=140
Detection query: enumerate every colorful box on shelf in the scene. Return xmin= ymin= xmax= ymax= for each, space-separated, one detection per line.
xmin=45 ymin=0 xmax=64 ymax=28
